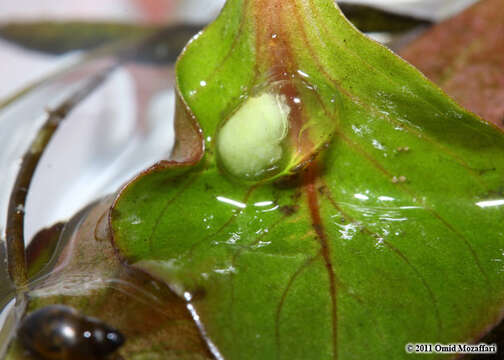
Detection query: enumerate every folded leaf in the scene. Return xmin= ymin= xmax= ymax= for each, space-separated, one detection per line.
xmin=111 ymin=0 xmax=504 ymax=359
xmin=0 ymin=32 xmax=219 ymax=359
xmin=6 ymin=199 xmax=212 ymax=360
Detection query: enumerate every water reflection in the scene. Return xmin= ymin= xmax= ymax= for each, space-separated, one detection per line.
xmin=354 ymin=193 xmax=369 ymax=201
xmin=216 ymin=196 xmax=246 ymax=209
xmin=334 ymin=200 xmax=423 ymax=224
xmin=337 ymin=222 xmax=359 ymax=240
xmin=254 ymin=201 xmax=273 ymax=207
xmin=259 ymin=205 xmax=279 ymax=213
xmin=378 ymin=196 xmax=394 ymax=201
xmin=476 ymin=199 xmax=504 ymax=208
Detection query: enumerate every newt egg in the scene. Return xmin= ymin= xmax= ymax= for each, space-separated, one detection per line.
xmin=217 ymin=92 xmax=290 ymax=180
xmin=18 ymin=305 xmax=125 ymax=360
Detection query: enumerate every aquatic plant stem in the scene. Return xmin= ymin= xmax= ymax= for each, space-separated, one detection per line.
xmin=5 ymin=67 xmax=114 ymax=288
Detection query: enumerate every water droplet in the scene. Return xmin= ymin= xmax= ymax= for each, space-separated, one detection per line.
xmin=216 ymin=196 xmax=247 ymax=209
xmin=254 ymin=201 xmax=274 ymax=207
xmin=354 ymin=193 xmax=369 ymax=201
xmin=372 ymin=139 xmax=385 ymax=151
xmin=214 ymin=266 xmax=236 ymax=275
xmin=297 ymin=70 xmax=309 ymax=78
xmin=375 ymin=237 xmax=385 ymax=249
xmin=337 ymin=222 xmax=359 ymax=241
xmin=225 ymin=233 xmax=241 ymax=245
xmin=378 ymin=196 xmax=395 ymax=202
xmin=476 ymin=199 xmax=504 ymax=208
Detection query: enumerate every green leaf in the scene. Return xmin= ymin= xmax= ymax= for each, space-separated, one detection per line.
xmin=111 ymin=0 xmax=504 ymax=359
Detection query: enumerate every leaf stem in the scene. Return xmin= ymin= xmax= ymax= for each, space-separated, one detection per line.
xmin=5 ymin=67 xmax=114 ymax=288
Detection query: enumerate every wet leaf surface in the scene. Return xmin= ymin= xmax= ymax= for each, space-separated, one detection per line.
xmin=400 ymin=0 xmax=504 ymax=129
xmin=110 ymin=0 xmax=504 ymax=359
xmin=6 ymin=198 xmax=212 ymax=360
xmin=399 ymin=1 xmax=504 ymax=356
xmin=0 ymin=27 xmax=213 ymax=359
xmin=25 ymin=222 xmax=64 ymax=281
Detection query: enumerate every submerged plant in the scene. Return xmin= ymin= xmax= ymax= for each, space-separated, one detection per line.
xmin=1 ymin=0 xmax=504 ymax=359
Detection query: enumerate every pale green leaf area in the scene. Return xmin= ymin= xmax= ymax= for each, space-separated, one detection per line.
xmin=111 ymin=0 xmax=504 ymax=359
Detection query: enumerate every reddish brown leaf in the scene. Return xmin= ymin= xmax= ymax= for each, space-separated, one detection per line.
xmin=7 ymin=199 xmax=211 ymax=360
xmin=400 ymin=0 xmax=504 ymax=129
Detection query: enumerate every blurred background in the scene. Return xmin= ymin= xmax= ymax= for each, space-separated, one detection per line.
xmin=0 ymin=0 xmax=479 ymax=245
xmin=0 ymin=0 xmax=478 ymax=100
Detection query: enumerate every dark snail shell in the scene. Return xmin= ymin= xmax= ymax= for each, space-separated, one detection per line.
xmin=18 ymin=305 xmax=125 ymax=360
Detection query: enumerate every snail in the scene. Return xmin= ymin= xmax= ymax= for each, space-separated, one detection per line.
xmin=18 ymin=305 xmax=125 ymax=360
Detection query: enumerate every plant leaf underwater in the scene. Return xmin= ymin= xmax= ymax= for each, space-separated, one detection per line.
xmin=5 ymin=198 xmax=212 ymax=360
xmin=110 ymin=0 xmax=504 ymax=359
xmin=0 ymin=37 xmax=215 ymax=359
